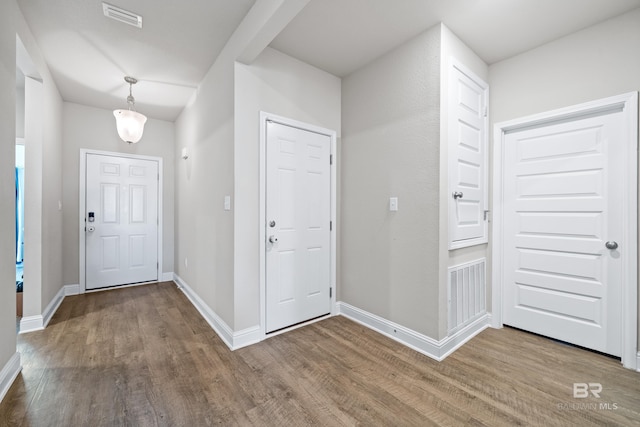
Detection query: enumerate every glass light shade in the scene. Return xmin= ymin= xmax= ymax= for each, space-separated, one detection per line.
xmin=113 ymin=109 xmax=147 ymax=143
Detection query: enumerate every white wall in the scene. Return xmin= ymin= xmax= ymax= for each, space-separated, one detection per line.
xmin=174 ymin=42 xmax=236 ymax=328
xmin=62 ymin=102 xmax=175 ymax=286
xmin=0 ymin=0 xmax=19 ymax=377
xmin=341 ymin=25 xmax=442 ymax=338
xmin=489 ymin=7 xmax=640 ymax=343
xmin=234 ymin=46 xmax=341 ymax=330
xmin=15 ymin=78 xmax=24 ymax=138
xmin=16 ymin=9 xmax=64 ymax=318
xmin=490 ymin=8 xmax=640 ymax=123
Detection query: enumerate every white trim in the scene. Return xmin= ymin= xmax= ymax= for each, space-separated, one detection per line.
xmin=492 ymin=92 xmax=638 ymax=370
xmin=447 ymin=58 xmax=489 ymax=250
xmin=42 ymin=285 xmax=66 ymax=328
xmin=173 ymin=274 xmax=262 ymax=350
xmin=259 ymin=112 xmax=338 ymax=340
xmin=232 ymin=326 xmax=262 ymax=350
xmin=79 ymin=149 xmax=163 ymax=293
xmin=19 ymin=315 xmax=44 ymax=334
xmin=0 ymin=353 xmax=21 ymax=404
xmin=19 ymin=284 xmax=79 ymax=334
xmin=173 ymin=274 xmax=234 ymax=349
xmin=637 ymin=352 xmax=640 ymax=372
xmin=337 ymin=302 xmax=489 ymax=361
xmin=64 ymin=284 xmax=81 ymax=296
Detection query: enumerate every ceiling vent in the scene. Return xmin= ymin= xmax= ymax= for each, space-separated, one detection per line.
xmin=102 ymin=3 xmax=142 ymax=29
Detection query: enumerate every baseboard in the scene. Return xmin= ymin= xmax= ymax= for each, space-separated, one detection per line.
xmin=636 ymin=352 xmax=640 ymax=372
xmin=233 ymin=326 xmax=261 ymax=350
xmin=64 ymin=284 xmax=81 ymax=296
xmin=173 ymin=274 xmax=235 ymax=350
xmin=0 ymin=353 xmax=21 ymax=404
xmin=20 ymin=285 xmax=77 ymax=334
xmin=19 ymin=315 xmax=44 ymax=334
xmin=337 ymin=302 xmax=490 ymax=361
xmin=161 ymin=272 xmax=174 ymax=282
xmin=42 ymin=286 xmax=66 ymax=329
xmin=173 ymin=274 xmax=262 ymax=351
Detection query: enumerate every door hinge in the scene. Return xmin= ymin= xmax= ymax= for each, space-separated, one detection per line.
xmin=330 ymin=221 xmax=333 ymax=231
xmin=483 ymin=106 xmax=488 ymax=118
xmin=329 ymin=288 xmax=332 ymax=298
xmin=330 ymin=154 xmax=333 ymax=165
xmin=484 ymin=210 xmax=490 ymax=221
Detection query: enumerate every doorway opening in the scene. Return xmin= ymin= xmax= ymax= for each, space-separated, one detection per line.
xmin=15 ymin=143 xmax=25 ymax=319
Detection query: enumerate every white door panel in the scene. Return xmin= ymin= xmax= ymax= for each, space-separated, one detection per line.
xmin=86 ymin=154 xmax=158 ymax=290
xmin=448 ymin=61 xmax=488 ymax=248
xmin=266 ymin=121 xmax=331 ymax=333
xmin=503 ymin=111 xmax=622 ymax=356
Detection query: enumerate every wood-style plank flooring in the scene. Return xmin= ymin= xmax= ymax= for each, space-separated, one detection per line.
xmin=1 ymin=282 xmax=639 ymax=426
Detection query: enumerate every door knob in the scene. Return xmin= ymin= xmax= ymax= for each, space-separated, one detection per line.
xmin=605 ymin=241 xmax=618 ymax=250
xmin=87 ymin=226 xmax=95 ymax=233
xmin=268 ymin=235 xmax=278 ymax=244
xmin=452 ymin=191 xmax=464 ymax=200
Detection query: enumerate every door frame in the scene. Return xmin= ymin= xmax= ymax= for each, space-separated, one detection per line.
xmin=259 ymin=112 xmax=337 ymax=339
xmin=79 ymin=149 xmax=163 ymax=293
xmin=492 ymin=92 xmax=638 ymax=370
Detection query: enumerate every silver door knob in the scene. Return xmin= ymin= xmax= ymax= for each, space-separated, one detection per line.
xmin=605 ymin=241 xmax=618 ymax=250
xmin=268 ymin=235 xmax=278 ymax=244
xmin=452 ymin=191 xmax=464 ymax=200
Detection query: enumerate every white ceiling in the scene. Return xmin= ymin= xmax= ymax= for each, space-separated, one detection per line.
xmin=271 ymin=0 xmax=640 ymax=76
xmin=17 ymin=0 xmax=640 ymax=122
xmin=17 ymin=0 xmax=256 ymax=121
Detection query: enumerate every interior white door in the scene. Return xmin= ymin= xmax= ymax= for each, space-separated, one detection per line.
xmin=266 ymin=121 xmax=331 ymax=333
xmin=503 ymin=110 xmax=624 ymax=356
xmin=448 ymin=61 xmax=488 ymax=248
xmin=85 ymin=153 xmax=158 ymax=290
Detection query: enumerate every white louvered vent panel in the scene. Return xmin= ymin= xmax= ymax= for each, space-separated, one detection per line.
xmin=448 ymin=258 xmax=486 ymax=334
xmin=102 ymin=3 xmax=143 ymax=28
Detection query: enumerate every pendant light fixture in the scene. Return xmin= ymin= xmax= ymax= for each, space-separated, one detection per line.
xmin=113 ymin=76 xmax=147 ymax=143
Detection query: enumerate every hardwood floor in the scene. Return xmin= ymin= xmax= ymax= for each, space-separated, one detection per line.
xmin=1 ymin=282 xmax=639 ymax=426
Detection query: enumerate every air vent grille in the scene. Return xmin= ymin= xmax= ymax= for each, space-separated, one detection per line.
xmin=102 ymin=3 xmax=142 ymax=29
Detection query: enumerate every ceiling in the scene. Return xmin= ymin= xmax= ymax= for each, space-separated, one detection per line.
xmin=17 ymin=0 xmax=256 ymax=121
xmin=17 ymin=0 xmax=640 ymax=122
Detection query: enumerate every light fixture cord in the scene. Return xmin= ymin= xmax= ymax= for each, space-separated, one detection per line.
xmin=127 ymin=82 xmax=136 ymax=111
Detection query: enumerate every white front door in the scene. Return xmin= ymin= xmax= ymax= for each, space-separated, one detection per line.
xmin=265 ymin=121 xmax=332 ymax=333
xmin=85 ymin=153 xmax=159 ymax=290
xmin=502 ymin=109 xmax=625 ymax=356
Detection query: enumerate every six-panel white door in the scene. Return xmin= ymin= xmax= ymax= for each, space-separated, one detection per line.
xmin=85 ymin=153 xmax=159 ymax=290
xmin=503 ymin=110 xmax=623 ymax=356
xmin=265 ymin=121 xmax=331 ymax=333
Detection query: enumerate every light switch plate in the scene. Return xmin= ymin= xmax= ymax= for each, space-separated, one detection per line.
xmin=389 ymin=197 xmax=398 ymax=211
xmin=224 ymin=195 xmax=231 ymax=211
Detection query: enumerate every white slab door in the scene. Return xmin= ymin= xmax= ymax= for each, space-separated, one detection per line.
xmin=85 ymin=153 xmax=159 ymax=290
xmin=265 ymin=121 xmax=332 ymax=333
xmin=502 ymin=109 xmax=626 ymax=356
